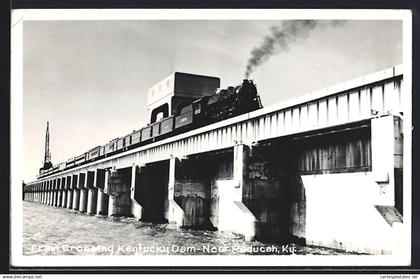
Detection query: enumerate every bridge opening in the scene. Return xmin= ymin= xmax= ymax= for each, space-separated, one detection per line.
xmin=239 ymin=143 xmax=295 ymax=244
xmin=136 ymin=161 xmax=169 ymax=223
xmin=174 ymin=151 xmax=234 ymax=230
xmin=273 ymin=123 xmax=373 ymax=246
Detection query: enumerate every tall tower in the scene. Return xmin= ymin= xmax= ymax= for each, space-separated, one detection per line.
xmin=40 ymin=121 xmax=52 ymax=173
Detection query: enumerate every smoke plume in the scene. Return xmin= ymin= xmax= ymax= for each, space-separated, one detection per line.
xmin=244 ymin=20 xmax=345 ymax=78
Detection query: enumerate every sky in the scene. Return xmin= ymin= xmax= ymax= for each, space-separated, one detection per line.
xmin=22 ymin=19 xmax=402 ymax=181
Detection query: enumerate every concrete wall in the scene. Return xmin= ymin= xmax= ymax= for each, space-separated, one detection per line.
xmin=209 ymin=153 xmax=233 ymax=228
xmin=302 ymin=172 xmax=396 ymax=254
xmin=289 ymin=117 xmax=403 ymax=254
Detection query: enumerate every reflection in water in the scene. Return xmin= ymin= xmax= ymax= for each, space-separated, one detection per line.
xmin=22 ymin=201 xmax=357 ymax=256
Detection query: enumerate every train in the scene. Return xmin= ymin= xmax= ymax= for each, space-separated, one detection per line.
xmin=39 ymin=79 xmax=263 ymax=177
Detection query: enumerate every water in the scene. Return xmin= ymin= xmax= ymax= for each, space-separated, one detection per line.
xmin=23 ymin=201 xmax=359 ymax=256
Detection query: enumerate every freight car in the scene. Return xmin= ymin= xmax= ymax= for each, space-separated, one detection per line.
xmin=40 ymin=78 xmax=263 ymax=177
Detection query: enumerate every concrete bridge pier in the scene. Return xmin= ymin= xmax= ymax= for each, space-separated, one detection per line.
xmin=85 ymin=171 xmax=97 ymax=214
xmin=105 ymin=168 xmax=132 ymax=217
xmin=95 ymin=169 xmax=109 ymax=216
xmin=55 ymin=179 xmax=60 ymax=206
xmin=43 ymin=184 xmax=47 ymax=204
xmin=165 ymin=158 xmax=184 ymax=228
xmin=78 ymin=173 xmax=88 ymax=213
xmin=48 ymin=182 xmax=52 ymax=205
xmin=51 ymin=183 xmax=55 ymax=205
xmin=61 ymin=177 xmax=67 ymax=207
xmin=65 ymin=175 xmax=72 ymax=209
xmin=79 ymin=189 xmax=87 ymax=212
xmin=56 ymin=178 xmax=62 ymax=207
xmin=61 ymin=190 xmax=67 ymax=208
xmin=57 ymin=189 xmax=62 ymax=207
xmin=54 ymin=179 xmax=59 ymax=206
xmin=51 ymin=181 xmax=56 ymax=206
xmin=72 ymin=190 xmax=80 ymax=210
xmin=52 ymin=180 xmax=57 ymax=206
xmin=44 ymin=184 xmax=48 ymax=205
xmin=46 ymin=191 xmax=50 ymax=205
xmin=72 ymin=174 xmax=80 ymax=211
xmin=130 ymin=165 xmax=143 ymax=220
xmin=51 ymin=191 xmax=55 ymax=206
xmin=135 ymin=161 xmax=169 ymax=223
xmin=52 ymin=191 xmax=57 ymax=206
xmin=97 ymin=189 xmax=109 ymax=215
xmin=55 ymin=191 xmax=59 ymax=205
xmin=217 ymin=144 xmax=258 ymax=241
xmin=46 ymin=190 xmax=49 ymax=205
xmin=66 ymin=190 xmax=73 ymax=209
xmin=87 ymin=188 xmax=98 ymax=214
xmin=66 ymin=175 xmax=73 ymax=209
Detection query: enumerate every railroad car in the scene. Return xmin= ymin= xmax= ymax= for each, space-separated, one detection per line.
xmin=65 ymin=157 xmax=76 ymax=168
xmin=87 ymin=146 xmax=101 ymax=161
xmin=104 ymin=138 xmax=119 ymax=155
xmin=130 ymin=130 xmax=141 ymax=145
xmin=75 ymin=153 xmax=87 ymax=165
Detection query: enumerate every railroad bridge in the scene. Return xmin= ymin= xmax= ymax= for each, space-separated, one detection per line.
xmin=23 ymin=65 xmax=406 ymax=254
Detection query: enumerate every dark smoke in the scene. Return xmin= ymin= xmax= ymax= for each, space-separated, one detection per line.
xmin=244 ymin=20 xmax=345 ymax=78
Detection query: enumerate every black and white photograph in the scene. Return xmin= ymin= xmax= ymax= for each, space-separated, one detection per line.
xmin=10 ymin=9 xmax=413 ymax=268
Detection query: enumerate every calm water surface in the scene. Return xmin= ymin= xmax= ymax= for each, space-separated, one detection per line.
xmin=23 ymin=201 xmax=358 ymax=256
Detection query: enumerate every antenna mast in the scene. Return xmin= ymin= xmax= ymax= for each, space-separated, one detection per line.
xmin=44 ymin=121 xmax=51 ymax=165
xmin=40 ymin=121 xmax=52 ymax=173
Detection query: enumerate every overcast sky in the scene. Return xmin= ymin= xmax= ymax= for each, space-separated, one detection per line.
xmin=22 ymin=20 xmax=402 ymax=181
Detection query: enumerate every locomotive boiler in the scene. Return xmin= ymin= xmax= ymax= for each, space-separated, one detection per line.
xmin=39 ymin=72 xmax=263 ymax=177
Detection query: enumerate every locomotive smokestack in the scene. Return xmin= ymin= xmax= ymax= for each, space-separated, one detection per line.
xmin=244 ymin=20 xmax=345 ymax=78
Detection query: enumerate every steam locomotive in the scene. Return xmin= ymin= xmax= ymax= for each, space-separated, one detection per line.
xmin=39 ymin=79 xmax=263 ymax=177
